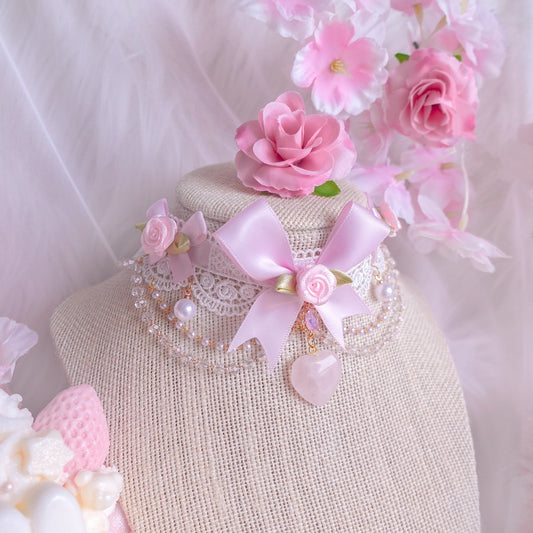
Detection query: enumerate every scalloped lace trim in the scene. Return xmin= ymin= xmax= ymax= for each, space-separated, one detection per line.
xmin=139 ymin=236 xmax=387 ymax=317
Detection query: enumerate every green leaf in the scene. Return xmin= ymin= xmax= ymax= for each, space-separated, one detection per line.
xmin=313 ymin=181 xmax=341 ymax=197
xmin=135 ymin=222 xmax=147 ymax=232
xmin=330 ymin=269 xmax=353 ymax=287
xmin=454 ymin=54 xmax=462 ymax=62
xmin=395 ymin=53 xmax=410 ymax=63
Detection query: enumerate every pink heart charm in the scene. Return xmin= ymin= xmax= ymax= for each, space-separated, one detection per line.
xmin=290 ymin=350 xmax=343 ymax=406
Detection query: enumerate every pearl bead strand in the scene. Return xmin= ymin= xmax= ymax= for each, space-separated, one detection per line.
xmin=125 ymin=249 xmax=403 ymax=374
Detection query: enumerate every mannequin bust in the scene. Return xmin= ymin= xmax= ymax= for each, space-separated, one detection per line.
xmin=51 ymin=163 xmax=479 ymax=532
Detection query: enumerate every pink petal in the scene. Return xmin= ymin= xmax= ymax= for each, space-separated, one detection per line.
xmin=315 ymin=21 xmax=354 ymax=54
xmin=312 ymin=74 xmax=346 ymax=116
xmin=235 ymin=120 xmax=265 ymax=157
xmin=146 ymin=198 xmax=169 ymax=218
xmin=253 ymin=138 xmax=285 ymax=165
xmin=292 ymin=42 xmax=322 ymax=88
xmin=307 ymin=115 xmax=341 ymax=148
xmin=384 ymin=182 xmax=415 ymax=224
xmin=276 ymin=91 xmax=305 ymax=112
xmin=261 ymin=101 xmax=293 ymax=140
xmin=296 ymin=150 xmax=334 ymax=176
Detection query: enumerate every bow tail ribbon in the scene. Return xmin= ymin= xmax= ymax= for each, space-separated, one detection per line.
xmin=316 ymin=285 xmax=370 ymax=348
xmin=229 ymin=289 xmax=302 ymax=372
xmin=169 ymin=254 xmax=194 ymax=284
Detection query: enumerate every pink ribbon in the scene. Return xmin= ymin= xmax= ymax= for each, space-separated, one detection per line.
xmin=147 ymin=199 xmax=210 ymax=284
xmin=214 ymin=199 xmax=389 ymax=371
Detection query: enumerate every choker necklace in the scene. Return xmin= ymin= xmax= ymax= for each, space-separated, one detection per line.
xmin=125 ymin=198 xmax=404 ymax=405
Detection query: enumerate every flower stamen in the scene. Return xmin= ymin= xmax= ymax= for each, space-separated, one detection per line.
xmin=330 ymin=59 xmax=347 ymax=74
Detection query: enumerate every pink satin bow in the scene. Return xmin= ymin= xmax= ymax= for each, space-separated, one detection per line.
xmin=147 ymin=199 xmax=210 ymax=284
xmin=214 ymin=199 xmax=389 ymax=371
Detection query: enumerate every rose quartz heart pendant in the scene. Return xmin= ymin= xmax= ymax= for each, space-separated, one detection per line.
xmin=290 ymin=350 xmax=343 ymax=406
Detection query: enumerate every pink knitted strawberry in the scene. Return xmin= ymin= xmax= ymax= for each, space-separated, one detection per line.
xmin=33 ymin=384 xmax=110 ymax=476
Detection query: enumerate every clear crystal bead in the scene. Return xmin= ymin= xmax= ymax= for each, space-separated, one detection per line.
xmin=134 ymin=299 xmax=147 ymax=309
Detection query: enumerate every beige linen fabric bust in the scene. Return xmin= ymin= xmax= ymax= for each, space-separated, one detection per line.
xmin=52 ymin=164 xmax=480 ymax=532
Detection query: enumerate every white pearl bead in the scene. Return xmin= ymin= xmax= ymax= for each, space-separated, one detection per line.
xmin=375 ymin=282 xmax=394 ymax=302
xmin=174 ymin=299 xmax=197 ymax=322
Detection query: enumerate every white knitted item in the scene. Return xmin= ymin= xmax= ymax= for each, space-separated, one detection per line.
xmin=51 ymin=164 xmax=480 ymax=532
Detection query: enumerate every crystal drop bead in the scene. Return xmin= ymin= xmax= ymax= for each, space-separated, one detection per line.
xmin=152 ymin=291 xmax=161 ymax=300
xmin=304 ymin=309 xmax=320 ymax=332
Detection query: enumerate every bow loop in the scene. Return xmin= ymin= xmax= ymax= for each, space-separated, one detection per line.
xmin=214 ymin=199 xmax=389 ymax=371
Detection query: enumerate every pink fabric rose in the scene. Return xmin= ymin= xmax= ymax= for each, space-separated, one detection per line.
xmin=384 ymin=48 xmax=478 ymax=147
xmin=296 ymin=264 xmax=337 ymax=305
xmin=141 ymin=213 xmax=178 ymax=264
xmin=235 ymin=91 xmax=356 ymax=197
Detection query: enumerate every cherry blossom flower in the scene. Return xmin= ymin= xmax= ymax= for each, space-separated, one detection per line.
xmin=408 ymin=195 xmax=507 ymax=272
xmin=350 ymin=165 xmax=414 ymax=223
xmin=428 ymin=3 xmax=505 ymax=81
xmin=291 ymin=21 xmax=388 ymax=116
xmin=0 ymin=318 xmax=38 ymax=385
xmin=400 ymin=145 xmax=464 ymax=220
xmin=349 ymin=101 xmax=392 ymax=166
xmin=239 ymin=0 xmax=330 ymax=40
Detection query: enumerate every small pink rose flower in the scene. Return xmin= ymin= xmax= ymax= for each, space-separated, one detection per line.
xmin=384 ymin=48 xmax=479 ymax=147
xmin=235 ymin=91 xmax=356 ymax=198
xmin=141 ymin=215 xmax=178 ymax=264
xmin=296 ymin=264 xmax=337 ymax=305
xmin=291 ymin=21 xmax=388 ymax=116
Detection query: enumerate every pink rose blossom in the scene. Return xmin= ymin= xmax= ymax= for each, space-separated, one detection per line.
xmin=239 ymin=0 xmax=330 ymax=40
xmin=384 ymin=48 xmax=479 ymax=147
xmin=297 ymin=264 xmax=337 ymax=305
xmin=235 ymin=91 xmax=356 ymax=197
xmin=0 ymin=318 xmax=38 ymax=386
xmin=141 ymin=199 xmax=178 ymax=264
xmin=291 ymin=21 xmax=388 ymax=116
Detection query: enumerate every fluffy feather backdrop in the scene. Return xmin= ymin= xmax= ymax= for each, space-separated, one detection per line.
xmin=0 ymin=1 xmax=531 ymax=531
